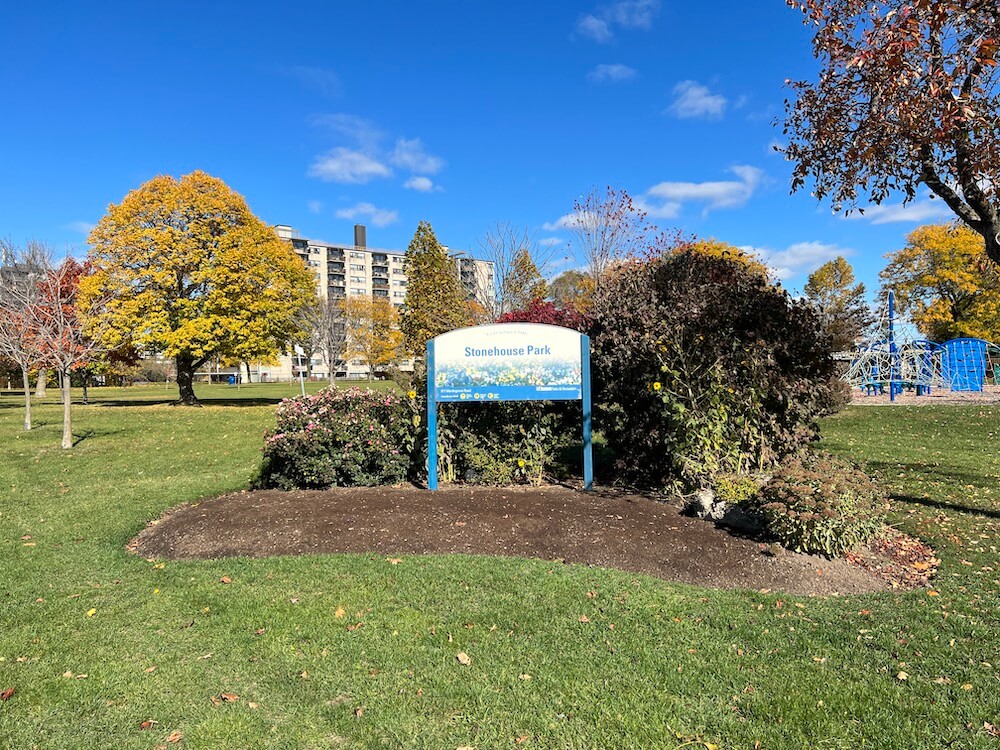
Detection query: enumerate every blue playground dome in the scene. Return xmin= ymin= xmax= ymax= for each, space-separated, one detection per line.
xmin=844 ymin=293 xmax=999 ymax=400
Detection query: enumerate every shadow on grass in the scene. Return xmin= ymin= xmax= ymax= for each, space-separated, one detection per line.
xmin=891 ymin=493 xmax=1000 ymax=520
xmin=72 ymin=427 xmax=126 ymax=447
xmin=92 ymin=397 xmax=288 ymax=408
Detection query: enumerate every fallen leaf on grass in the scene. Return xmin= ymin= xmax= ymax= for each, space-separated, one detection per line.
xmin=220 ymin=576 xmax=232 ymax=584
xmin=220 ymin=692 xmax=239 ymax=702
xmin=578 ymin=615 xmax=590 ymax=623
xmin=961 ymin=683 xmax=973 ymax=691
xmin=896 ymin=671 xmax=909 ymax=681
xmin=386 ymin=557 xmax=403 ymax=565
xmin=456 ymin=652 xmax=472 ymax=666
xmin=139 ymin=720 xmax=158 ymax=730
xmin=354 ymin=707 xmax=364 ymax=718
xmin=927 ymin=590 xmax=940 ymax=597
xmin=63 ymin=671 xmax=74 ymax=678
xmin=0 ymin=687 xmax=14 ymax=701
xmin=334 ymin=606 xmax=346 ymax=619
xmin=166 ymin=730 xmax=182 ymax=743
xmin=144 ymin=666 xmax=157 ymax=673
xmin=518 ymin=673 xmax=532 ymax=681
xmin=255 ymin=628 xmax=265 ymax=636
xmin=516 ymin=736 xmax=530 ymax=745
xmin=248 ymin=702 xmax=259 ymax=710
xmin=984 ymin=722 xmax=999 ymax=738
xmin=346 ymin=622 xmax=364 ymax=632
xmin=86 ymin=608 xmax=97 ymax=617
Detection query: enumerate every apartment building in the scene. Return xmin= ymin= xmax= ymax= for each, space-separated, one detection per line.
xmin=266 ymin=223 xmax=494 ymax=380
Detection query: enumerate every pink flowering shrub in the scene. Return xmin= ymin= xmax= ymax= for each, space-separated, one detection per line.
xmin=258 ymin=387 xmax=418 ymax=489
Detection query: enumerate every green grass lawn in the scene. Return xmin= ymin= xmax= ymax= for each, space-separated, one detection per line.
xmin=1 ymin=387 xmax=997 ymax=749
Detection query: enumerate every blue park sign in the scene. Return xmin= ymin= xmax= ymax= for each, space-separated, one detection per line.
xmin=426 ymin=323 xmax=593 ymax=490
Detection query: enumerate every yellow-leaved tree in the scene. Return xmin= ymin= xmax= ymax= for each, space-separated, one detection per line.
xmin=880 ymin=223 xmax=1000 ymax=343
xmin=82 ymin=170 xmax=317 ymax=404
xmin=679 ymin=239 xmax=772 ymax=279
xmin=342 ymin=295 xmax=403 ymax=379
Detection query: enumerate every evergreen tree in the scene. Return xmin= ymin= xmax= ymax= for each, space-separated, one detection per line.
xmin=399 ymin=221 xmax=471 ymax=354
xmin=804 ymin=256 xmax=872 ymax=350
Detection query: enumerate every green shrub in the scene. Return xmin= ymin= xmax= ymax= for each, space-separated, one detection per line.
xmin=444 ymin=401 xmax=576 ymax=486
xmin=591 ymin=250 xmax=840 ymax=490
xmin=748 ymin=452 xmax=887 ymax=557
xmin=258 ymin=387 xmax=418 ymax=489
xmin=714 ymin=473 xmax=761 ymax=504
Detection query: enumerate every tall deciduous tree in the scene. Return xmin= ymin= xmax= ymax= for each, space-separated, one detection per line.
xmin=0 ymin=239 xmax=49 ymax=430
xmin=301 ymin=295 xmax=347 ymax=383
xmin=476 ymin=222 xmax=550 ymax=319
xmin=566 ymin=187 xmax=663 ymax=291
xmin=880 ymin=222 xmax=1000 ymax=342
xmin=399 ymin=221 xmax=471 ymax=355
xmin=82 ymin=171 xmax=316 ymax=405
xmin=547 ymin=269 xmax=594 ymax=313
xmin=782 ymin=1 xmax=1000 ymax=262
xmin=804 ymin=256 xmax=873 ymax=350
xmin=34 ymin=258 xmax=117 ymax=448
xmin=342 ymin=295 xmax=403 ymax=379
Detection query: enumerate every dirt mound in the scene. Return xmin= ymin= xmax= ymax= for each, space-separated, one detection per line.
xmin=131 ymin=485 xmax=896 ymax=597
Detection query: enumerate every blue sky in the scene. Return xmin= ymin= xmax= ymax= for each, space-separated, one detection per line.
xmin=0 ymin=0 xmax=955 ymax=296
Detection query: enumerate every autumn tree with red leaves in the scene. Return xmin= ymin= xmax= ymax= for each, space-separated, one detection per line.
xmin=782 ymin=1 xmax=1000 ymax=262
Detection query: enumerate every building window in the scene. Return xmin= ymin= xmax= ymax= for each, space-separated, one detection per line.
xmin=350 ymin=264 xmax=365 ymax=271
xmin=392 ymin=268 xmax=405 ymax=275
xmin=350 ymin=252 xmax=365 ymax=259
xmin=392 ymin=279 xmax=406 ymax=287
xmin=350 ymin=276 xmax=365 ymax=284
xmin=393 ymin=291 xmax=406 ymax=298
xmin=350 ymin=288 xmax=366 ymax=295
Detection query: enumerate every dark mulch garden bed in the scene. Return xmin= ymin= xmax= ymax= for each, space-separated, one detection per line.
xmin=130 ymin=485 xmax=932 ymax=597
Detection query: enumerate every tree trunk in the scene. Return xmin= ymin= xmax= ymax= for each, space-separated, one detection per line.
xmin=35 ymin=368 xmax=47 ymax=398
xmin=61 ymin=368 xmax=73 ymax=449
xmin=21 ymin=365 xmax=32 ymax=431
xmin=81 ymin=370 xmax=89 ymax=405
xmin=245 ymin=361 xmax=252 ymax=383
xmin=175 ymin=355 xmax=201 ymax=406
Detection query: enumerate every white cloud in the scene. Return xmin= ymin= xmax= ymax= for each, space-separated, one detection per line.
xmin=576 ymin=14 xmax=613 ymax=42
xmin=576 ymin=1 xmax=660 ymax=42
xmin=67 ymin=221 xmax=95 ymax=236
xmin=282 ymin=65 xmax=342 ymax=99
xmin=539 ymin=237 xmax=565 ymax=247
xmin=403 ymin=176 xmax=439 ymax=192
xmin=844 ymin=198 xmax=954 ymax=225
xmin=587 ymin=63 xmax=638 ymax=83
xmin=307 ymin=147 xmax=392 ymax=183
xmin=335 ymin=202 xmax=399 ymax=228
xmin=749 ymin=241 xmax=852 ymax=280
xmin=646 ymin=165 xmax=763 ymax=212
xmin=606 ymin=0 xmax=660 ymax=28
xmin=667 ymin=80 xmax=727 ymax=119
xmin=307 ymin=200 xmax=323 ymax=214
xmin=390 ymin=138 xmax=445 ymax=174
xmin=633 ymin=197 xmax=682 ymax=219
xmin=310 ymin=113 xmax=383 ymax=151
xmin=542 ymin=213 xmax=580 ymax=231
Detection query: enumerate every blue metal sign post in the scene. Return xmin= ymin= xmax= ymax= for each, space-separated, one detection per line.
xmin=426 ymin=323 xmax=592 ymax=491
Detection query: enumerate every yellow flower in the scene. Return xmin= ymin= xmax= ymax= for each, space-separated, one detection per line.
xmin=517 ymin=459 xmax=526 ymax=468
xmin=407 ymin=390 xmax=416 ymax=399
xmin=652 ymin=382 xmax=662 ymax=391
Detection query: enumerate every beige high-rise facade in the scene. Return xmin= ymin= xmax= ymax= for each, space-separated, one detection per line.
xmin=269 ymin=224 xmax=494 ymax=380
